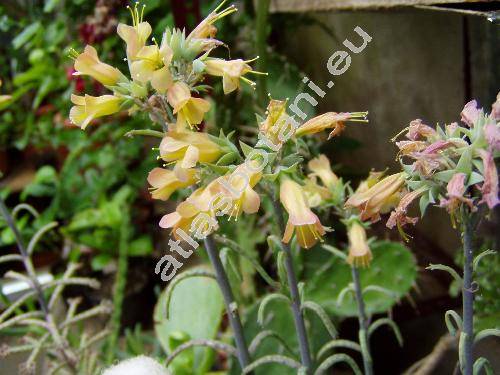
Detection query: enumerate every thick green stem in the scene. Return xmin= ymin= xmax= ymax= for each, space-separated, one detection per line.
xmin=351 ymin=266 xmax=373 ymax=375
xmin=105 ymin=210 xmax=130 ymax=364
xmin=271 ymin=198 xmax=313 ymax=373
xmin=461 ymin=214 xmax=474 ymax=375
xmin=203 ymin=235 xmax=252 ymax=372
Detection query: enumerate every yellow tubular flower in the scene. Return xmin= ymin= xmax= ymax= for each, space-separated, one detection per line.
xmin=74 ymin=45 xmax=124 ymax=86
xmin=280 ymin=178 xmax=326 ymax=249
xmin=258 ymin=99 xmax=296 ymax=149
xmin=354 ymin=170 xmax=385 ymax=194
xmin=345 ymin=172 xmax=406 ymax=222
xmin=210 ymin=161 xmax=262 ymax=219
xmin=69 ymin=94 xmax=123 ymax=129
xmin=303 ymin=177 xmax=331 ymax=208
xmin=187 ymin=1 xmax=237 ymax=41
xmin=347 ymin=221 xmax=372 ymax=267
xmin=167 ymin=82 xmax=211 ymax=129
xmin=117 ymin=4 xmax=152 ymax=60
xmin=308 ymin=154 xmax=339 ymax=190
xmin=205 ymin=58 xmax=253 ymax=94
xmin=295 ymin=112 xmax=368 ymax=139
xmin=147 ymin=167 xmax=198 ymax=201
xmin=130 ymin=43 xmax=173 ymax=93
xmin=159 ymin=186 xmax=219 ymax=240
xmin=159 ymin=130 xmax=222 ymax=178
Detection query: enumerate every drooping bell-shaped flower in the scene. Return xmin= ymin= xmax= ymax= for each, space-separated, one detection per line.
xmin=159 ymin=186 xmax=219 ymax=240
xmin=345 ymin=172 xmax=406 ymax=222
xmin=406 ymin=119 xmax=437 ymax=141
xmin=167 ymin=82 xmax=211 ymax=129
xmin=73 ymin=45 xmax=125 ymax=86
xmin=439 ymin=172 xmax=475 ymax=214
xmin=460 ymin=100 xmax=480 ymax=127
xmin=147 ymin=167 xmax=198 ymax=201
xmin=69 ymin=94 xmax=123 ymax=129
xmin=386 ymin=188 xmax=426 ymax=240
xmin=295 ymin=112 xmax=367 ymax=139
xmin=347 ymin=221 xmax=372 ymax=268
xmin=307 ymin=154 xmax=339 ymax=190
xmin=186 ymin=1 xmax=237 ymax=42
xmin=280 ymin=178 xmax=325 ymax=249
xmin=117 ymin=3 xmax=152 ymax=61
xmin=159 ymin=130 xmax=222 ymax=179
xmin=478 ymin=150 xmax=499 ymax=209
xmin=130 ymin=41 xmax=173 ymax=93
xmin=204 ymin=58 xmax=255 ymax=94
xmin=210 ymin=160 xmax=262 ymax=219
xmin=302 ymin=177 xmax=332 ymax=208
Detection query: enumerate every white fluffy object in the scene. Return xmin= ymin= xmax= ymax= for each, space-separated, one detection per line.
xmin=103 ymin=355 xmax=169 ymax=375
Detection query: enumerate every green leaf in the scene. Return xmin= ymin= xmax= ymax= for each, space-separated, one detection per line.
xmin=44 ymin=0 xmax=61 ymax=12
xmin=239 ymin=299 xmax=331 ymax=375
xmin=216 ymin=151 xmax=238 ymax=166
xmin=128 ymin=235 xmax=154 ymax=256
xmin=305 ymin=241 xmax=417 ymax=317
xmin=257 ymin=293 xmax=290 ymax=326
xmin=192 ymin=59 xmax=206 ymax=73
xmin=473 ymin=357 xmax=493 ymax=375
xmin=302 ymin=301 xmax=337 ymax=339
xmin=13 ymin=22 xmax=41 ymax=49
xmin=473 ymin=250 xmax=496 ymax=271
xmin=368 ymin=318 xmax=403 ymax=346
xmin=467 ymin=171 xmax=483 ymax=186
xmin=315 ymin=353 xmax=362 ymax=375
xmin=445 ymin=310 xmax=462 ymax=336
xmin=426 ymin=263 xmax=462 ymax=285
xmin=33 ymin=75 xmax=55 ymax=109
xmin=419 ymin=193 xmax=430 ymax=217
xmin=434 ymin=170 xmax=455 ymax=183
xmin=456 ymin=147 xmax=472 ymax=175
xmin=239 ymin=141 xmax=254 ymax=158
xmin=91 ymin=253 xmax=112 ymax=271
xmin=154 ymin=268 xmax=224 ymax=374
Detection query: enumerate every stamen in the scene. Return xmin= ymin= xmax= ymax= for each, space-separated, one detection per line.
xmin=244 ymin=56 xmax=260 ymax=64
xmin=391 ymin=127 xmax=409 ymax=142
xmin=215 ymin=6 xmax=237 ymax=22
xmin=240 ymin=77 xmax=256 ymax=86
xmin=347 ymin=119 xmax=370 ymax=123
xmin=213 ymin=0 xmax=229 ymax=14
xmin=247 ymin=71 xmax=268 ymax=76
xmin=140 ymin=4 xmax=146 ymax=23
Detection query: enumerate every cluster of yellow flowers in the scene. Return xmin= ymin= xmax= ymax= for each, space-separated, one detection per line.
xmin=70 ymin=1 xmax=374 ymax=265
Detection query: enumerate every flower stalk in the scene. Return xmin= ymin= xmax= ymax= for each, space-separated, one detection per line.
xmin=351 ymin=266 xmax=373 ymax=375
xmin=461 ymin=210 xmax=475 ymax=375
xmin=271 ymin=196 xmax=313 ymax=373
xmin=202 ymin=234 xmax=252 ymax=371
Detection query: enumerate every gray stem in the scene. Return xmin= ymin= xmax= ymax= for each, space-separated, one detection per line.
xmin=271 ymin=199 xmax=313 ymax=373
xmin=461 ymin=215 xmax=474 ymax=375
xmin=203 ymin=235 xmax=252 ymax=371
xmin=352 ymin=266 xmax=373 ymax=375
